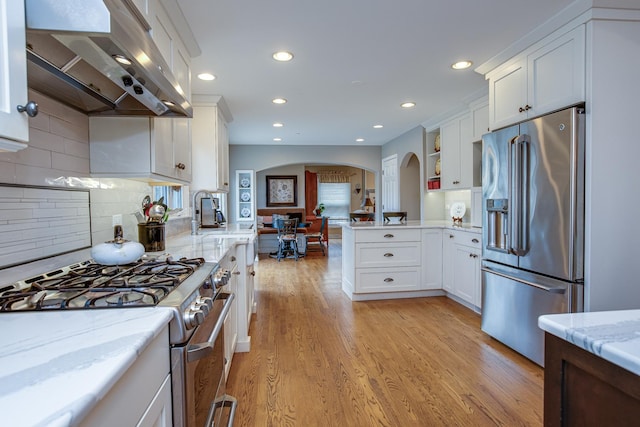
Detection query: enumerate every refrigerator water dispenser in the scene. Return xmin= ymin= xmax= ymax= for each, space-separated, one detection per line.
xmin=486 ymin=198 xmax=509 ymax=252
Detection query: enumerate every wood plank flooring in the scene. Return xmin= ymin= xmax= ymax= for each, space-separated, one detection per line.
xmin=226 ymin=240 xmax=544 ymax=426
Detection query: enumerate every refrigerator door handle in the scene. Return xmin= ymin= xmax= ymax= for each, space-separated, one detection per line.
xmin=510 ymin=134 xmax=530 ymax=256
xmin=481 ymin=265 xmax=566 ymax=294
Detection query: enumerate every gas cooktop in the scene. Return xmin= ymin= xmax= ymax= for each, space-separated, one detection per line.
xmin=0 ymin=256 xmax=207 ymax=312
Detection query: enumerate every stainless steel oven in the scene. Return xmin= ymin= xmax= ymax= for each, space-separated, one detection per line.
xmin=170 ymin=290 xmax=237 ymax=426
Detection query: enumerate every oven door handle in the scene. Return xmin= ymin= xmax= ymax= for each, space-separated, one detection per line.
xmin=187 ymin=292 xmax=235 ymax=363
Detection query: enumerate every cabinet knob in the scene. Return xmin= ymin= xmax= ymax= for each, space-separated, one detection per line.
xmin=17 ymin=101 xmax=39 ymax=117
xmin=449 ymin=234 xmax=454 ymax=239
xmin=472 ymin=238 xmax=479 ymax=243
xmin=525 ymin=104 xmax=532 ymax=111
xmin=175 ymin=163 xmax=186 ymax=170
xmin=383 ymin=278 xmax=394 ymax=283
xmin=519 ymin=106 xmax=525 ymax=113
xmin=383 ymin=234 xmax=394 ymax=238
xmin=383 ymin=253 xmax=394 ymax=257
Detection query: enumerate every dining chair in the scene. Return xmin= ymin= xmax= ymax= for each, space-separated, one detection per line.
xmin=304 ymin=216 xmax=327 ymax=255
xmin=276 ymin=218 xmax=300 ymax=261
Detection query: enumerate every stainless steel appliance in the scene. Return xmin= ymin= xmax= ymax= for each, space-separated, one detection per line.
xmin=24 ymin=0 xmax=192 ymax=117
xmin=481 ymin=106 xmax=585 ymax=366
xmin=0 ymin=256 xmax=237 ymax=426
xmin=201 ymin=197 xmax=225 ymax=228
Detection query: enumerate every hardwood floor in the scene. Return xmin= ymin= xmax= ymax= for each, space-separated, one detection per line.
xmin=227 ymin=240 xmax=544 ymax=426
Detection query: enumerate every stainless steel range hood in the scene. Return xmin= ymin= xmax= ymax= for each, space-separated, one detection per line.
xmin=25 ymin=0 xmax=192 ymax=117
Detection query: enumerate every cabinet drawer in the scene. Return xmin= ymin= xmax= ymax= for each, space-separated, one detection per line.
xmin=355 ymin=243 xmax=421 ymax=268
xmin=355 ymin=267 xmax=421 ymax=293
xmin=355 ymin=228 xmax=420 ymax=243
xmin=444 ymin=230 xmax=482 ymax=249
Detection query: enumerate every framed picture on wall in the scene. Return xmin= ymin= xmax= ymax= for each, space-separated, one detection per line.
xmin=266 ymin=175 xmax=297 ymax=207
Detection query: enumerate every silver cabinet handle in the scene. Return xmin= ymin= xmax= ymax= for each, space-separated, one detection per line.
xmin=383 ymin=278 xmax=394 ymax=282
xmin=383 ymin=234 xmax=394 ymax=238
xmin=383 ymin=253 xmax=394 ymax=257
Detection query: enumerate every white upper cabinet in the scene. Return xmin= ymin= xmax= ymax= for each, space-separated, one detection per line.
xmin=440 ymin=113 xmax=472 ymax=190
xmin=89 ymin=117 xmax=192 ymax=184
xmin=150 ymin=0 xmax=192 ymax=102
xmin=0 ymin=0 xmax=30 ymax=151
xmin=471 ymin=100 xmax=490 ymax=142
xmin=191 ymin=96 xmax=232 ymax=192
xmin=488 ymin=25 xmax=585 ymax=129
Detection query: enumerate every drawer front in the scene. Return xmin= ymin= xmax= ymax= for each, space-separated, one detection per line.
xmin=355 ymin=268 xmax=421 ymax=293
xmin=355 ymin=228 xmax=420 ymax=243
xmin=445 ymin=230 xmax=482 ymax=249
xmin=355 ymin=243 xmax=421 ymax=268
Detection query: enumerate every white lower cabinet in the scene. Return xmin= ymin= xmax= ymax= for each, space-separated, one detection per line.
xmin=422 ymin=229 xmax=443 ymax=289
xmin=343 ymin=227 xmax=424 ymax=299
xmin=221 ymin=250 xmax=238 ymax=381
xmin=80 ymin=325 xmax=172 ymax=427
xmin=442 ymin=229 xmax=482 ymax=310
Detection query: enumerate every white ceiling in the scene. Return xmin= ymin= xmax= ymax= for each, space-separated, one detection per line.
xmin=180 ymin=0 xmax=576 ymax=146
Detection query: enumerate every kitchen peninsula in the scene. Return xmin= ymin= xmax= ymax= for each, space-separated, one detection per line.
xmin=342 ymin=221 xmax=482 ymax=309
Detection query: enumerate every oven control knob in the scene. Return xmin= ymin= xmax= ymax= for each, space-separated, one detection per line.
xmin=196 ymin=296 xmax=214 ymax=310
xmin=184 ymin=307 xmax=205 ymax=329
xmin=193 ymin=301 xmax=210 ymax=316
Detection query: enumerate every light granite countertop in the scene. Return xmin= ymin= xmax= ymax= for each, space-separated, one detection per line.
xmin=539 ymin=310 xmax=640 ymax=376
xmin=0 ymin=308 xmax=173 ymax=426
xmin=0 ymin=229 xmax=253 ymax=426
xmin=344 ymin=219 xmax=482 ymax=234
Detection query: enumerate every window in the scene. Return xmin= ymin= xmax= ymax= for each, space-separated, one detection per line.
xmin=153 ymin=186 xmax=184 ymax=209
xmin=318 ymin=183 xmax=350 ymax=220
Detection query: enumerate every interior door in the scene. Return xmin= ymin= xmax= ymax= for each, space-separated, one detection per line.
xmin=381 ymin=154 xmax=398 ymax=212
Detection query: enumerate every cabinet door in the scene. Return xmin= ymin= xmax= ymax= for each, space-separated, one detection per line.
xmin=439 ymin=119 xmax=461 ymax=190
xmin=0 ymin=0 xmax=29 ymax=148
xmin=152 ymin=118 xmax=175 ymax=178
xmin=422 ymin=229 xmax=442 ymax=290
xmin=528 ymin=25 xmax=585 ymax=118
xmin=217 ymin=109 xmax=230 ymax=191
xmin=453 ymin=244 xmax=477 ymax=304
xmin=173 ymin=118 xmax=192 ymax=181
xmin=472 ymin=102 xmax=489 ymax=140
xmin=136 ymin=374 xmax=172 ymax=427
xmin=459 ymin=114 xmax=473 ymax=188
xmin=489 ymin=59 xmax=527 ymax=130
xmin=442 ymin=232 xmax=456 ymax=292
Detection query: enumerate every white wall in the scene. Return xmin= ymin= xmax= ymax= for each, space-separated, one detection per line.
xmin=584 ymin=18 xmax=640 ymax=311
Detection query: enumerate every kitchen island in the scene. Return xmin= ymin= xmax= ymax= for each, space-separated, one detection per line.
xmin=342 ymin=220 xmax=482 ymax=304
xmin=0 ymin=230 xmax=251 ymax=426
xmin=539 ymin=310 xmax=640 ymax=426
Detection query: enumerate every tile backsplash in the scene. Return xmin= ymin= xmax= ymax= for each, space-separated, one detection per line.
xmin=0 ymin=185 xmax=91 ymax=268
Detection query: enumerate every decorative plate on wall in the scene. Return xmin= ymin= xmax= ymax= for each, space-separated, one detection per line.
xmin=240 ymin=192 xmax=251 ymax=202
xmin=240 ymin=178 xmax=250 ymax=188
xmin=241 ymin=207 xmax=251 ymax=218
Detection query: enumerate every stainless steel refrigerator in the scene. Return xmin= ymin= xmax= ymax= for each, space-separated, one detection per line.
xmin=481 ymin=106 xmax=585 ymax=366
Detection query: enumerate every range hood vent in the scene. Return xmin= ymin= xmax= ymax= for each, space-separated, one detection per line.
xmin=25 ymin=0 xmax=192 ymax=117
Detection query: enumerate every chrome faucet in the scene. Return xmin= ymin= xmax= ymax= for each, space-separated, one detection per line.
xmin=191 ymin=190 xmax=215 ymax=235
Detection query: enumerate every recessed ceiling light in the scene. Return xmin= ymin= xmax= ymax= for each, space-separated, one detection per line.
xmin=401 ymin=102 xmax=416 ymax=108
xmin=112 ymin=54 xmax=132 ymax=65
xmin=356 ymin=138 xmax=364 ymax=142
xmin=451 ymin=60 xmax=473 ymax=70
xmin=272 ymin=51 xmax=294 ymax=62
xmin=272 ymin=98 xmax=287 ymax=104
xmin=273 ymin=138 xmax=282 ymax=142
xmin=197 ymin=73 xmax=216 ymax=81
xmin=273 ymin=122 xmax=284 ymax=128
xmin=373 ymin=124 xmax=383 ymax=129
